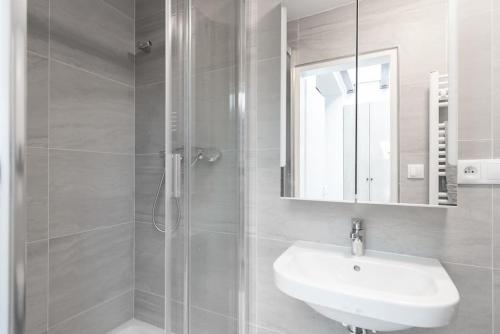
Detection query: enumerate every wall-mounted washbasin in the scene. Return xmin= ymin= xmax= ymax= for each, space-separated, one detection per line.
xmin=273 ymin=241 xmax=460 ymax=332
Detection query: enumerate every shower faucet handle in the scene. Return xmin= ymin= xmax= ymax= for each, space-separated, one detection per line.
xmin=172 ymin=153 xmax=182 ymax=199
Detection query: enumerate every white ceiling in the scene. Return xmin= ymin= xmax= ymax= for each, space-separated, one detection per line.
xmin=283 ymin=0 xmax=354 ymax=21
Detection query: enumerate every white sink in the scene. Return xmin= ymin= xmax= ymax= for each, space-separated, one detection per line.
xmin=273 ymin=241 xmax=460 ymax=332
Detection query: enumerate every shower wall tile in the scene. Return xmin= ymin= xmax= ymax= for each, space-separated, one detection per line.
xmin=398 ymin=180 xmax=428 ymax=205
xmin=135 ymin=154 xmax=164 ymax=224
xmin=398 ymin=81 xmax=430 ymax=156
xmin=48 ymin=291 xmax=133 ymax=334
xmin=50 ymin=61 xmax=134 ymax=154
xmin=190 ymin=231 xmax=238 ymax=318
xmin=136 ymin=0 xmax=165 ymax=20
xmin=26 ymin=240 xmax=48 ymax=334
xmin=254 ymin=4 xmax=281 ymax=61
xmin=135 ymin=222 xmax=165 ymax=296
xmin=48 ymin=223 xmax=133 ymax=326
xmin=135 ymin=82 xmax=165 ymax=154
xmin=358 ymin=0 xmax=447 ymax=84
xmin=295 ymin=5 xmax=356 ymax=65
xmin=190 ymin=306 xmax=237 ymax=334
xmin=50 ymin=0 xmax=134 ymax=85
xmin=27 ymin=53 xmax=48 ymax=148
xmin=49 ymin=150 xmax=134 ymax=237
xmin=457 ymin=9 xmax=492 ymax=141
xmin=193 ymin=66 xmax=238 ymax=151
xmin=191 ymin=150 xmax=239 ymax=234
xmin=169 ymin=231 xmax=187 ymax=303
xmin=103 ymin=0 xmax=135 ymax=19
xmin=26 ymin=0 xmax=136 ymax=330
xmin=135 ymin=12 xmax=165 ymax=86
xmin=28 ymin=0 xmax=49 ymax=56
xmin=134 ymin=289 xmax=165 ymax=329
xmin=459 ymin=140 xmax=492 ymax=159
xmin=255 ymin=57 xmax=281 ymax=150
xmin=493 ymin=186 xmax=500 ymax=269
xmin=493 ymin=10 xmax=500 ymax=156
xmin=495 ymin=270 xmax=500 ymax=334
xmin=27 ymin=148 xmax=48 ymax=242
xmin=134 ymin=0 xmax=167 ymax=324
xmin=192 ymin=2 xmax=237 ymax=73
xmin=249 ymin=326 xmax=281 ymax=334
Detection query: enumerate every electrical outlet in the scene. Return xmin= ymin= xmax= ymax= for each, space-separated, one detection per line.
xmin=458 ymin=161 xmax=481 ymax=183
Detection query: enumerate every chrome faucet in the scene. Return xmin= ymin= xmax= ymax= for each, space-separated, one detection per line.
xmin=350 ymin=218 xmax=364 ymax=256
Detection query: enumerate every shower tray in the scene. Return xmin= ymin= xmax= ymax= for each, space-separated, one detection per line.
xmin=107 ymin=319 xmax=164 ymax=334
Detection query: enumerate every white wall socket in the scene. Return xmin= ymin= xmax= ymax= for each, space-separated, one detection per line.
xmin=458 ymin=159 xmax=500 ymax=184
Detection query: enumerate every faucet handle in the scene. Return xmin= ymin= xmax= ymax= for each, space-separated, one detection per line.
xmin=351 ymin=218 xmax=363 ymax=231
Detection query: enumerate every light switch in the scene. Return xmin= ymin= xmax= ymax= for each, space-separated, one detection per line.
xmin=408 ymin=164 xmax=425 ymax=179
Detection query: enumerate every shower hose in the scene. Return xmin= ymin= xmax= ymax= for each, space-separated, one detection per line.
xmin=152 ymin=151 xmax=204 ymax=233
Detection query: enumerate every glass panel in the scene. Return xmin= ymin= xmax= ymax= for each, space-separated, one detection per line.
xmin=279 ymin=1 xmax=358 ymax=202
xmin=178 ymin=0 xmax=242 ymax=333
xmin=168 ymin=1 xmax=187 ymax=333
xmin=357 ymin=0 xmax=458 ymax=206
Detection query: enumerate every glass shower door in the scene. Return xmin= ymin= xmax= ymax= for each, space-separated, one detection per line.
xmin=167 ymin=0 xmax=245 ymax=333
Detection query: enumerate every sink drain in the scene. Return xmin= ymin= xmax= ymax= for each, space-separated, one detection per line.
xmin=353 ymin=265 xmax=361 ymax=272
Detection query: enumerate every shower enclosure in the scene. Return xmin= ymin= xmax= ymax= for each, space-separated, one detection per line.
xmin=166 ymin=0 xmax=247 ymax=332
xmin=1 ymin=0 xmax=248 ymax=333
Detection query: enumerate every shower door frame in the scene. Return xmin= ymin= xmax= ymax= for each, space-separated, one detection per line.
xmin=0 ymin=0 xmax=27 ymax=333
xmin=164 ymin=0 xmax=249 ymax=333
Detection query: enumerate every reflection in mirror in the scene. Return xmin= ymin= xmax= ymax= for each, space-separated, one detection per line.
xmin=280 ymin=0 xmax=458 ymax=206
xmin=357 ymin=0 xmax=457 ymax=206
xmin=293 ymin=57 xmax=357 ymax=201
xmin=356 ymin=50 xmax=398 ymax=203
xmin=280 ymin=0 xmax=357 ymax=202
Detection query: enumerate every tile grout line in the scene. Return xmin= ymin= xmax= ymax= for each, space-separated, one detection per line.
xmin=46 ymin=289 xmax=133 ymax=331
xmin=133 ymin=0 xmax=137 ymax=321
xmin=101 ymin=0 xmax=135 ymax=21
xmin=27 ymin=49 xmax=49 ymax=60
xmin=134 ymin=287 xmax=165 ymax=300
xmin=136 ymin=80 xmax=166 ymax=89
xmin=170 ymin=298 xmax=239 ymax=324
xmin=48 ymin=221 xmax=134 ymax=242
xmin=46 ymin=0 xmax=51 ymax=330
xmin=48 ymin=147 xmax=135 ymax=156
xmin=50 ymin=57 xmax=134 ymax=88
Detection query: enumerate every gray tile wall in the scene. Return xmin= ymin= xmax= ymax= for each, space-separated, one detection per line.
xmin=134 ymin=0 xmax=166 ymax=327
xmin=25 ymin=0 xmax=135 ymax=333
xmin=189 ymin=1 xmax=241 ymax=333
xmin=248 ymin=0 xmax=500 ymax=333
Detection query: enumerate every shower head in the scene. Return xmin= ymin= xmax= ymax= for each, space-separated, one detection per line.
xmin=137 ymin=40 xmax=152 ymax=53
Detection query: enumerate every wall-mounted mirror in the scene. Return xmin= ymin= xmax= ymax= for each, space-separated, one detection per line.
xmin=280 ymin=0 xmax=458 ymax=207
